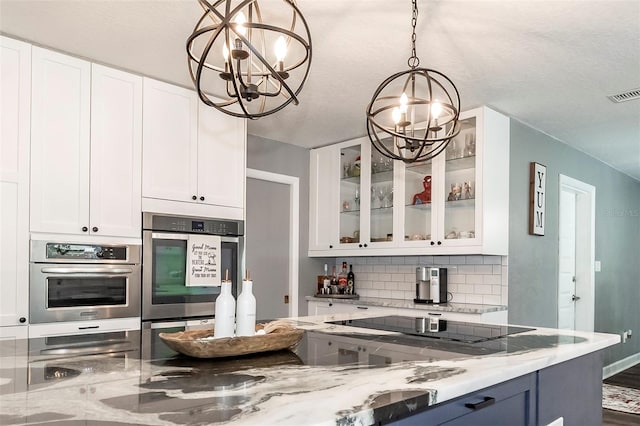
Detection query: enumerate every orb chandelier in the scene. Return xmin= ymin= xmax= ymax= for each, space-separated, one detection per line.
xmin=187 ymin=0 xmax=312 ymax=119
xmin=366 ymin=0 xmax=461 ymax=163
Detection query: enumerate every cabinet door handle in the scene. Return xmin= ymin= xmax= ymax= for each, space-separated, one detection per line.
xmin=329 ymin=245 xmax=333 ymax=249
xmin=82 ymin=226 xmax=88 ymax=232
xmin=19 ymin=317 xmax=27 ymax=323
xmin=78 ymin=325 xmax=100 ymax=330
xmin=192 ymin=195 xmax=197 ymax=200
xmin=363 ymin=243 xmax=368 ymax=248
xmin=428 ymin=313 xmax=442 ymax=316
xmin=359 ymin=244 xmax=363 ymax=248
xmin=464 ymin=396 xmax=495 ymax=411
xmin=430 ymin=241 xmax=435 ymax=246
xmin=356 ymin=306 xmax=368 ymax=310
xmin=437 ymin=241 xmax=442 ymax=245
xmin=200 ymin=196 xmax=205 ymax=201
xmin=92 ymin=226 xmax=98 ymax=232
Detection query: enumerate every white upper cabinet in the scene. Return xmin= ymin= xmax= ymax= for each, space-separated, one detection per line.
xmin=0 ymin=36 xmax=31 ymax=328
xmin=309 ymin=106 xmax=509 ymax=256
xmin=142 ymin=78 xmax=199 ymax=203
xmin=30 ymin=47 xmax=91 ymax=235
xmin=197 ymin=102 xmax=245 ymax=209
xmin=89 ymin=64 xmax=143 ymax=238
xmin=142 ymin=77 xmax=246 ymax=219
xmin=30 ymin=48 xmax=142 ymax=238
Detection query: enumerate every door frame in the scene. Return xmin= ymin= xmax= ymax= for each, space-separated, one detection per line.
xmin=558 ymin=174 xmax=596 ymax=332
xmin=246 ymin=168 xmax=299 ymax=317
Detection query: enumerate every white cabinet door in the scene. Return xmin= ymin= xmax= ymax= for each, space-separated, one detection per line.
xmin=0 ymin=36 xmax=30 ymax=327
xmin=30 ymin=47 xmax=91 ymax=235
xmin=308 ymin=146 xmax=339 ymax=251
xmin=142 ymin=77 xmax=198 ymax=203
xmin=197 ymin=102 xmax=245 ymax=209
xmin=90 ymin=64 xmax=142 ymax=238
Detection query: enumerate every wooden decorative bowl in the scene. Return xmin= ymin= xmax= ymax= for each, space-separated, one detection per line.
xmin=159 ymin=320 xmax=304 ymax=359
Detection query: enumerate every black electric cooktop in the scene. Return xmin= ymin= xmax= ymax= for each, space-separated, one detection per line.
xmin=326 ymin=316 xmax=535 ymax=344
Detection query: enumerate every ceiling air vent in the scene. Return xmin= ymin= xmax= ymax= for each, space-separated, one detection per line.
xmin=607 ymin=88 xmax=640 ymax=103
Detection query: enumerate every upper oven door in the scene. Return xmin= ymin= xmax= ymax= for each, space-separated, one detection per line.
xmin=142 ymin=232 xmax=241 ymax=321
xmin=29 ymin=263 xmax=141 ymax=324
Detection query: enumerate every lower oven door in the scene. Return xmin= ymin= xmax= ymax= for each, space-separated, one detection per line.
xmin=142 ymin=232 xmax=241 ymax=321
xmin=29 ymin=263 xmax=141 ymax=324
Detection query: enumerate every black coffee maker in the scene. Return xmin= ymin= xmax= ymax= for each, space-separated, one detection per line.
xmin=414 ymin=267 xmax=448 ymax=304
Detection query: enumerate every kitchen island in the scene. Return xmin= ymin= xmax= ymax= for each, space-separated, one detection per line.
xmin=0 ymin=313 xmax=619 ymax=425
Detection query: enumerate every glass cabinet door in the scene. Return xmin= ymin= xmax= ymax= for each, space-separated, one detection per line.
xmin=442 ymin=116 xmax=477 ymax=242
xmin=370 ymin=145 xmax=394 ymax=243
xmin=404 ymin=158 xmax=434 ymax=243
xmin=339 ymin=145 xmax=361 ymax=246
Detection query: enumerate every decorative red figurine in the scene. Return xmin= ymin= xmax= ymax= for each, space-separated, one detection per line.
xmin=412 ymin=175 xmax=432 ymax=204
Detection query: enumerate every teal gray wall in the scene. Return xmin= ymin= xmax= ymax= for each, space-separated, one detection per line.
xmin=508 ymin=119 xmax=640 ymax=365
xmin=246 ymin=134 xmax=329 ymax=315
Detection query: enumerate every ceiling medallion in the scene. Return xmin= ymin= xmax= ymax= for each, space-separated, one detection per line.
xmin=366 ymin=0 xmax=461 ymax=163
xmin=187 ymin=0 xmax=312 ymax=119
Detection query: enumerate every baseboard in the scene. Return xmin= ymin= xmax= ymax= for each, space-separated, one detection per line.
xmin=603 ymin=352 xmax=640 ymax=379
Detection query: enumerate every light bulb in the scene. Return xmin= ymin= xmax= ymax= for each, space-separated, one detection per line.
xmin=399 ymin=93 xmax=408 ymax=114
xmin=222 ymin=43 xmax=229 ymax=61
xmin=234 ymin=12 xmax=247 ymax=36
xmin=431 ymin=101 xmax=442 ymax=119
xmin=275 ymin=36 xmax=287 ymax=62
xmin=392 ymin=107 xmax=401 ymax=124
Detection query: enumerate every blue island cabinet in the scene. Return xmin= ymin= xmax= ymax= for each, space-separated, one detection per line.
xmin=388 ymin=351 xmax=603 ymax=426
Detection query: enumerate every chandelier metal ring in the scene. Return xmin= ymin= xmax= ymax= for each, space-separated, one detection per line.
xmin=187 ymin=0 xmax=312 ymax=119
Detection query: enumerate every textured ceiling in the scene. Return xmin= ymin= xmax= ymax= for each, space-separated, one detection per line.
xmin=1 ymin=0 xmax=639 ymax=180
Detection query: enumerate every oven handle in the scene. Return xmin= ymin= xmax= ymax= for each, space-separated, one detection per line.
xmin=40 ymin=267 xmax=135 ymax=274
xmin=151 ymin=232 xmax=189 ymax=240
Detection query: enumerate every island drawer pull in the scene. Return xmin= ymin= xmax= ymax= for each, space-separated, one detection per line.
xmin=464 ymin=396 xmax=495 ymax=410
xmin=356 ymin=306 xmax=368 ymax=310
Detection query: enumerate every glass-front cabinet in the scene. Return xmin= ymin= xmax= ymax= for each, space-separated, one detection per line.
xmin=309 ymin=106 xmax=509 ymax=256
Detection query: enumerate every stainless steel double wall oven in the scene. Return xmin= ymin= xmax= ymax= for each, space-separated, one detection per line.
xmin=142 ymin=212 xmax=244 ymax=322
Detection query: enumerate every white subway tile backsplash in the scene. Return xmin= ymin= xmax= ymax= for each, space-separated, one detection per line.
xmin=483 ymin=275 xmax=502 ymax=285
xmin=483 ymin=256 xmax=502 ymax=264
xmin=466 ymin=275 xmax=484 ymax=284
xmin=474 ymin=284 xmax=493 ymax=295
xmin=474 ymin=265 xmax=494 ymax=275
xmin=466 ymin=255 xmax=484 ymax=264
xmin=337 ymin=255 xmax=508 ymax=307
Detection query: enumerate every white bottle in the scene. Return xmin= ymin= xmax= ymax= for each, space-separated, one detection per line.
xmin=214 ymin=279 xmax=236 ymax=338
xmin=236 ymin=279 xmax=257 ymax=336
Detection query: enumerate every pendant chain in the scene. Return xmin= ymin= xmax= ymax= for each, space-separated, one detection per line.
xmin=408 ymin=0 xmax=420 ymax=68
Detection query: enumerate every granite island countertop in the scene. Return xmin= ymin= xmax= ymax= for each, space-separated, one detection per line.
xmin=0 ymin=314 xmax=619 ymax=426
xmin=306 ymin=295 xmax=507 ymax=314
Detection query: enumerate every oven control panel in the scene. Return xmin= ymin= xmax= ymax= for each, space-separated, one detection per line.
xmin=148 ymin=215 xmax=244 ymax=236
xmin=46 ymin=243 xmax=128 ymax=260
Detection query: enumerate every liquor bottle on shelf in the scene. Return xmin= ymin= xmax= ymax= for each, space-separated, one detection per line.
xmin=321 ymin=263 xmax=330 ymax=294
xmin=331 ymin=265 xmax=338 ymax=292
xmin=347 ymin=264 xmax=355 ymax=295
xmin=236 ymin=271 xmax=257 ymax=337
xmin=338 ymin=261 xmax=348 ymax=292
xmin=214 ymin=270 xmax=236 ymax=338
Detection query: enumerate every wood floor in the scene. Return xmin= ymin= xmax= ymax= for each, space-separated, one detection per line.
xmin=603 ymin=362 xmax=640 ymax=426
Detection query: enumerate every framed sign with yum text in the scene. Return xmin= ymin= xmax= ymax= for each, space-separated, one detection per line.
xmin=529 ymin=162 xmax=546 ymax=235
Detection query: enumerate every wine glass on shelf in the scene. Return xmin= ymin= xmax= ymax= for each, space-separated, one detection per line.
xmin=377 ymin=186 xmax=386 ymax=209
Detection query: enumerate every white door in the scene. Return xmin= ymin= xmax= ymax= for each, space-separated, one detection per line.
xmin=90 ymin=64 xmax=142 ymax=237
xmin=30 ymin=47 xmax=91 ymax=234
xmin=558 ymin=175 xmax=596 ymax=332
xmin=246 ymin=178 xmax=290 ymax=320
xmin=142 ymin=77 xmax=198 ymax=203
xmin=558 ymin=189 xmax=577 ymax=330
xmin=246 ymin=169 xmax=299 ymax=319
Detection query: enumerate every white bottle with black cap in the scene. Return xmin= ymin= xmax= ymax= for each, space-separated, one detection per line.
xmin=236 ymin=270 xmax=257 ymax=336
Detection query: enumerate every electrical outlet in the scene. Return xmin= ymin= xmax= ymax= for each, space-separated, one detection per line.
xmin=628 ymin=329 xmax=633 ymax=340
xmin=623 ymin=331 xmax=628 ymax=343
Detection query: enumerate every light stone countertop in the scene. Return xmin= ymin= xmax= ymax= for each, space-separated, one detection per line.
xmin=0 ymin=313 xmax=619 ymax=426
xmin=306 ymin=295 xmax=507 ymax=313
